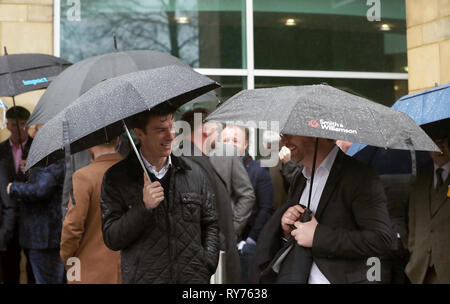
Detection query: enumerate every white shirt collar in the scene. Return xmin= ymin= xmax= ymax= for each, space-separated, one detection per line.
xmin=139 ymin=149 xmax=172 ymax=179
xmin=302 ymin=146 xmax=339 ymax=180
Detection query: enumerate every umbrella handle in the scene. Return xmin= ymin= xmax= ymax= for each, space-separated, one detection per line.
xmin=121 ymin=120 xmax=153 ymax=183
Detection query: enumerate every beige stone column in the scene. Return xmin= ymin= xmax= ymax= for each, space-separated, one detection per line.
xmin=406 ymin=0 xmax=450 ymax=94
xmin=0 ymin=0 xmax=53 ymax=141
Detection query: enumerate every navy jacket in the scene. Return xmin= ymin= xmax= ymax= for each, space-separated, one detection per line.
xmin=241 ymin=153 xmax=274 ymax=242
xmin=9 ymin=159 xmax=65 ymax=249
xmin=0 ymin=159 xmax=15 ymax=251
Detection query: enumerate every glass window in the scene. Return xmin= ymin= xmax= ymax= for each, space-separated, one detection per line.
xmin=61 ymin=0 xmax=245 ymax=68
xmin=177 ymin=76 xmax=246 ymax=118
xmin=254 ymin=0 xmax=407 ymax=73
xmin=255 ymin=77 xmax=408 ymax=107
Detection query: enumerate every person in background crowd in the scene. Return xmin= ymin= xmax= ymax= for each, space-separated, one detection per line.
xmin=60 ymin=138 xmax=122 ymax=284
xmin=7 ymin=151 xmax=65 ymax=284
xmin=221 ymin=125 xmax=274 ymax=283
xmin=278 ymin=145 xmax=303 ymax=196
xmin=0 ymin=106 xmax=34 ymax=283
xmin=178 ymin=108 xmax=242 ymax=283
xmin=0 ymin=159 xmax=16 ymax=283
xmin=259 ymin=131 xmax=289 ymax=211
xmin=406 ymin=120 xmax=450 ymax=284
xmin=204 ymin=120 xmax=256 ymax=239
xmin=336 ymin=140 xmax=353 ymax=153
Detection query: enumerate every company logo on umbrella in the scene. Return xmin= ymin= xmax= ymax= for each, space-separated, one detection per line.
xmin=22 ymin=77 xmax=48 ymax=86
xmin=308 ymin=120 xmax=319 ymax=128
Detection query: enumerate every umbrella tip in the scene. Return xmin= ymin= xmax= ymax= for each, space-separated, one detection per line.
xmin=113 ymin=33 xmax=118 ymax=51
xmin=3 ymin=46 xmax=7 ymax=55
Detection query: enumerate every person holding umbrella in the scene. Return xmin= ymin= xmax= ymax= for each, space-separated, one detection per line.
xmin=100 ymin=103 xmax=220 ymax=284
xmin=260 ymin=134 xmax=394 ymax=283
xmin=405 ymin=119 xmax=450 ymax=284
xmin=206 ymin=84 xmax=440 ymax=283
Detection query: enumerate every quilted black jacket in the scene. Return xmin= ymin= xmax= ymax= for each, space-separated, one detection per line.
xmin=101 ymin=152 xmax=219 ymax=284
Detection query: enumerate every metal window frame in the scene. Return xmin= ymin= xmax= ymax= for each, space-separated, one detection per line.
xmin=54 ymin=0 xmax=408 ymax=157
xmin=54 ymin=0 xmax=408 ymax=82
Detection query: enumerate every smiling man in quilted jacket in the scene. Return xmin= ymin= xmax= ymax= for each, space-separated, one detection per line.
xmin=100 ymin=103 xmax=219 ymax=284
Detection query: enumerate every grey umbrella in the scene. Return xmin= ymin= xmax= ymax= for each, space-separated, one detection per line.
xmin=208 ymin=84 xmax=440 ymax=215
xmin=27 ymin=50 xmax=217 ymax=126
xmin=25 ymin=65 xmax=220 ymax=180
xmin=206 ymin=84 xmax=440 ymax=283
xmin=207 ymin=84 xmax=439 ymax=152
xmin=0 ymin=47 xmax=71 ymax=153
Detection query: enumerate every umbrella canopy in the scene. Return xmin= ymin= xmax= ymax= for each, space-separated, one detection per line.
xmin=206 ymin=84 xmax=440 ymax=152
xmin=392 ymin=83 xmax=450 ymax=125
xmin=27 ymin=50 xmax=217 ymax=126
xmin=0 ymin=51 xmax=71 ymax=97
xmin=25 ymin=65 xmax=220 ymax=171
xmin=347 ymin=83 xmax=450 ymax=174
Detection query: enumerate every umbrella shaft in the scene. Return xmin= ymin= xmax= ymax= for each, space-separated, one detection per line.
xmin=122 ymin=120 xmax=153 ymax=183
xmin=307 ymin=138 xmax=319 ymax=211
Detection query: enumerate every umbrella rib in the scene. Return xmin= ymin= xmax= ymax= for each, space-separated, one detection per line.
xmin=278 ymin=92 xmax=303 ymax=134
xmin=367 ymin=107 xmax=389 ymax=148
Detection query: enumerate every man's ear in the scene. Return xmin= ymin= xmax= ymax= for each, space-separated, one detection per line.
xmin=133 ymin=128 xmax=143 ymax=141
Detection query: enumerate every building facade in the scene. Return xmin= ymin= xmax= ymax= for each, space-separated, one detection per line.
xmin=0 ymin=0 xmax=449 ymax=141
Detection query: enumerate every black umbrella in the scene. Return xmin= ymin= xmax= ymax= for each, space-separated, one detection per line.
xmin=25 ymin=65 xmax=220 ymax=184
xmin=206 ymin=84 xmax=440 ymax=283
xmin=27 ymin=50 xmax=217 ymax=126
xmin=0 ymin=47 xmax=71 ymax=152
xmin=0 ymin=48 xmax=71 ymax=97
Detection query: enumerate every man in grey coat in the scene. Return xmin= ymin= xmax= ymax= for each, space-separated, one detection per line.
xmin=406 ymin=122 xmax=450 ymax=284
xmin=194 ymin=110 xmax=255 ymax=238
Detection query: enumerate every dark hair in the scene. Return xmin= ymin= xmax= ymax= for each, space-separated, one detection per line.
xmin=421 ymin=118 xmax=450 ymax=140
xmin=180 ymin=107 xmax=211 ymax=132
xmin=6 ymin=106 xmax=30 ymax=120
xmin=127 ymin=103 xmax=176 ymax=132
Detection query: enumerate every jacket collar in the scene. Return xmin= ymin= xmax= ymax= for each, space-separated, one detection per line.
xmin=125 ymin=146 xmax=191 ymax=181
xmin=92 ymin=152 xmax=122 ymax=163
xmin=314 ymin=149 xmax=346 ymax=220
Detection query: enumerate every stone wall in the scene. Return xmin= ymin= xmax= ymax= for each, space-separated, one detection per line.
xmin=406 ymin=0 xmax=450 ymax=94
xmin=0 ymin=0 xmax=53 ymax=141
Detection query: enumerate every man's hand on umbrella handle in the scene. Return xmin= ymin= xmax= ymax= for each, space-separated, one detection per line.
xmin=291 ymin=215 xmax=318 ymax=248
xmin=142 ymin=173 xmax=164 ymax=210
xmin=281 ymin=205 xmax=304 ymax=239
xmin=279 ymin=146 xmax=291 ymax=164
